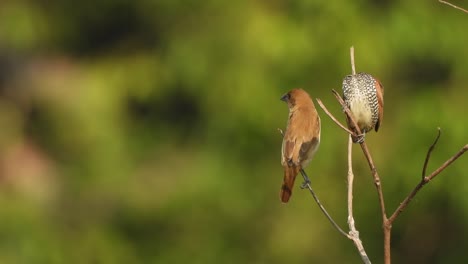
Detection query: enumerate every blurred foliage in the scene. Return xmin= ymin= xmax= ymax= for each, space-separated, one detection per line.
xmin=0 ymin=0 xmax=467 ymax=263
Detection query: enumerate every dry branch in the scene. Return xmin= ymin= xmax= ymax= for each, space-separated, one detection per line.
xmin=347 ymin=135 xmax=371 ymax=264
xmin=388 ymin=143 xmax=468 ymax=223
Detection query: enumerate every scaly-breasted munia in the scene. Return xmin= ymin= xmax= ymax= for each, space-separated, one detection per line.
xmin=342 ymin=72 xmax=384 ymax=143
xmin=280 ymin=88 xmax=321 ymax=203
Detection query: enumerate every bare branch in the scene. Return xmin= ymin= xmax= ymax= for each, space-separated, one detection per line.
xmin=347 ymin=136 xmax=355 ymax=228
xmin=422 ymin=128 xmax=441 ymax=178
xmin=388 ymin=144 xmax=468 ymax=223
xmin=316 ymin=98 xmax=354 ymax=135
xmin=346 ymin=46 xmax=390 ymax=263
xmin=439 ymin=0 xmax=468 ymax=13
xmin=347 ymin=135 xmax=372 ymax=264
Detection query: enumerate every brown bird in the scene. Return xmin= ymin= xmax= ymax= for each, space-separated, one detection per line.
xmin=280 ymin=88 xmax=321 ymax=203
xmin=342 ymin=72 xmax=384 ymax=143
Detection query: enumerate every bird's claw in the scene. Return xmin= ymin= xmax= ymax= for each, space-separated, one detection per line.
xmin=300 ymin=179 xmax=311 ymax=189
xmin=352 ymin=132 xmax=366 ymax=144
xmin=356 ymin=134 xmax=365 ymax=143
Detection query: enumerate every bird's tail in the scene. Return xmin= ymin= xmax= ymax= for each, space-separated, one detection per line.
xmin=280 ymin=166 xmax=301 ymax=203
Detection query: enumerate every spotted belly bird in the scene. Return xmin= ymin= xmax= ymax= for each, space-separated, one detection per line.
xmin=342 ymin=72 xmax=384 ymax=143
xmin=280 ymin=89 xmax=321 ymax=203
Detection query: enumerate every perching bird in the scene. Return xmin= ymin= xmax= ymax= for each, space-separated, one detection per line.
xmin=280 ymin=88 xmax=321 ymax=203
xmin=342 ymin=72 xmax=384 ymax=143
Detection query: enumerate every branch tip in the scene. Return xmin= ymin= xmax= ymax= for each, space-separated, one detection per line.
xmin=350 ymin=46 xmax=356 ymax=75
xmin=422 ymin=127 xmax=442 ymax=178
xmin=316 ymin=98 xmax=354 ymax=135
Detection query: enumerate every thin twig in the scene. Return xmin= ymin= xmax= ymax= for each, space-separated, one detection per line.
xmin=347 ymin=135 xmax=372 ymax=264
xmin=347 ymin=135 xmax=355 ymax=228
xmin=439 ymin=0 xmax=468 ymax=13
xmin=422 ymin=128 xmax=441 ymax=178
xmin=388 ymin=144 xmax=468 ymax=223
xmin=426 ymin=144 xmax=468 ymax=181
xmin=350 ymin=46 xmax=356 ymax=75
xmin=316 ymin=98 xmax=354 ymax=135
xmin=299 ymin=170 xmax=350 ymax=238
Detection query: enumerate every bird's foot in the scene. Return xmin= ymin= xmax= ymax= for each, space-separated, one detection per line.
xmin=341 ymin=105 xmax=346 ymax=113
xmin=299 ymin=169 xmax=311 ymax=189
xmin=300 ymin=179 xmax=310 ymax=189
xmin=352 ymin=132 xmax=366 ymax=144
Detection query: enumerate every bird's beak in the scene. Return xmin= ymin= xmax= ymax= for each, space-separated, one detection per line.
xmin=280 ymin=93 xmax=289 ymax=102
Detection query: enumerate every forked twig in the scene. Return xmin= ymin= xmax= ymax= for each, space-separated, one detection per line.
xmin=388 ymin=143 xmax=468 ymax=223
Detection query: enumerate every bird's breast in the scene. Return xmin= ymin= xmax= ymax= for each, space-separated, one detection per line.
xmin=349 ymin=97 xmax=374 ymax=132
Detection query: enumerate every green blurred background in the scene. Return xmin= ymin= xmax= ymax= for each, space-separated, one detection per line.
xmin=0 ymin=0 xmax=467 ymax=263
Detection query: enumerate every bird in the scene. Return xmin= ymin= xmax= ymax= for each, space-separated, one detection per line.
xmin=280 ymin=88 xmax=321 ymax=203
xmin=342 ymin=72 xmax=384 ymax=143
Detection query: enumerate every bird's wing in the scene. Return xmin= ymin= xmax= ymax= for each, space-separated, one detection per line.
xmin=299 ymin=137 xmax=319 ymax=162
xmin=281 ymin=134 xmax=296 ymax=166
xmin=375 ymin=79 xmax=384 ymax=132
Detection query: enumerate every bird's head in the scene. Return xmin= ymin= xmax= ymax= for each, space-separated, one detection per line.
xmin=281 ymin=88 xmax=311 ymax=109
